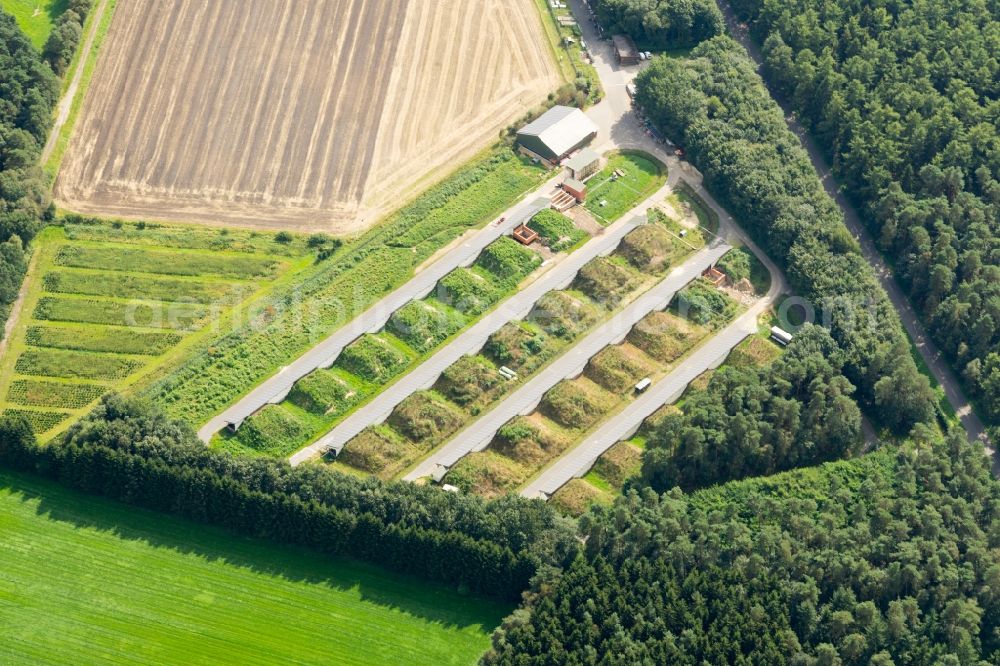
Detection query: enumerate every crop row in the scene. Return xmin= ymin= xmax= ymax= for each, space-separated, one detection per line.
xmin=54 ymin=245 xmax=280 ymax=279
xmin=34 ymin=296 xmax=209 ymax=331
xmin=7 ymin=379 xmax=108 ymax=409
xmin=25 ymin=325 xmax=182 ymax=356
xmin=1 ymin=408 xmax=71 ymax=434
xmin=15 ymin=349 xmax=144 ymax=381
xmin=44 ymin=270 xmax=247 ymax=305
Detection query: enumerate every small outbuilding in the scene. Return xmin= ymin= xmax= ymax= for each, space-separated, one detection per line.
xmin=563 ymin=177 xmax=587 ymax=202
xmin=517 ymin=106 xmax=599 ymax=167
xmin=703 ymin=266 xmax=727 ymax=286
xmin=613 ymin=34 xmax=640 ymax=65
xmin=564 ymin=148 xmax=601 ymax=181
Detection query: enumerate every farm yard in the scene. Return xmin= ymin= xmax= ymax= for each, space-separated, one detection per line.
xmin=0 ymin=220 xmax=313 ymax=440
xmin=55 ymin=0 xmax=561 ymax=232
xmin=0 ymin=470 xmax=507 ymax=665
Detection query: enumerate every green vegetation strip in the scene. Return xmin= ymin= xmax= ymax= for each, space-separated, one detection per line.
xmin=54 ymin=245 xmax=281 ymax=278
xmin=149 ymin=148 xmax=548 ymax=427
xmin=0 ymin=470 xmax=508 ymax=665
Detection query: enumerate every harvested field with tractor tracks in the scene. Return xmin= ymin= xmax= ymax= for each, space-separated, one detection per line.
xmin=56 ymin=0 xmax=561 ymax=232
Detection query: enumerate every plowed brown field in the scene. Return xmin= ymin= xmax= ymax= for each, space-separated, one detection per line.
xmin=56 ymin=0 xmax=561 ymax=232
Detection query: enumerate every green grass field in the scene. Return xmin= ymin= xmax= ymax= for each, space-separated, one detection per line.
xmin=0 ymin=221 xmax=313 ymax=440
xmin=1 ymin=0 xmax=66 ymax=47
xmin=585 ymin=151 xmax=666 ymax=224
xmin=0 ymin=470 xmax=507 ymax=665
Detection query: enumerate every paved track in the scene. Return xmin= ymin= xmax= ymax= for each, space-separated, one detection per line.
xmin=198 ymin=182 xmax=557 ymax=442
xmin=289 ymin=211 xmax=648 ymax=464
xmin=403 ymin=240 xmax=731 ymax=482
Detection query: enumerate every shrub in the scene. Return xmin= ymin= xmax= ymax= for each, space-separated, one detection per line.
xmin=627 ymin=311 xmax=703 ymax=362
xmin=337 ymin=427 xmax=407 ymax=474
xmin=335 ymin=335 xmax=410 ymax=383
xmin=286 ymin=369 xmax=359 ymax=416
xmin=387 ymin=392 xmax=464 ymax=444
xmin=572 ymin=257 xmax=640 ymax=304
xmin=437 ymin=269 xmax=502 ymax=315
xmin=35 ymin=296 xmax=208 ymax=330
xmin=585 ymin=346 xmax=649 ymax=393
xmin=228 ymin=405 xmax=309 ymax=456
xmin=528 ymin=210 xmax=586 ymax=252
xmin=475 ymin=237 xmax=540 ymax=283
xmin=493 ymin=417 xmax=571 ymax=466
xmin=387 ymin=300 xmax=465 ymax=353
xmin=671 ymin=279 xmax=737 ymax=326
xmin=539 ymin=381 xmax=609 ymax=430
xmin=436 ymin=356 xmax=502 ymax=407
xmin=618 ymin=225 xmax=673 ymax=271
xmin=529 ymin=292 xmax=600 ymax=340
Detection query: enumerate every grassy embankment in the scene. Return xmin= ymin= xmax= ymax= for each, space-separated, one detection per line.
xmin=551 ymin=331 xmax=784 ymax=515
xmin=0 ymin=221 xmax=315 ymax=440
xmin=0 ymin=469 xmax=508 ymax=665
xmin=147 ymin=148 xmax=551 ymax=433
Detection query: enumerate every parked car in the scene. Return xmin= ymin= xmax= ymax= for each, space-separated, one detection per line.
xmin=643 ymin=51 xmax=652 ymax=60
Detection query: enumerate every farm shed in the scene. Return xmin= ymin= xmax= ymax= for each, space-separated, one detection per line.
xmin=563 ymin=177 xmax=587 ymax=202
xmin=613 ymin=34 xmax=640 ymax=65
xmin=517 ymin=106 xmax=599 ymax=167
xmin=565 ymin=148 xmax=601 ymax=181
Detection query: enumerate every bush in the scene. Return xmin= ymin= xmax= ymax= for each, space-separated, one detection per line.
xmin=387 ymin=392 xmax=464 ymax=444
xmin=286 ymin=369 xmax=359 ymax=416
xmin=572 ymin=257 xmax=640 ymax=304
xmin=7 ymin=380 xmax=106 ymax=409
xmin=15 ymin=349 xmax=142 ymax=381
xmin=618 ymin=225 xmax=673 ymax=271
xmin=627 ymin=311 xmax=703 ymax=361
xmin=436 ymin=356 xmax=502 ymax=407
xmin=25 ymin=325 xmax=181 ymax=356
xmin=539 ymin=381 xmax=609 ymax=430
xmin=335 ymin=335 xmax=410 ymax=383
xmin=337 ymin=427 xmax=407 ymax=474
xmin=387 ymin=300 xmax=465 ymax=353
xmin=529 ymin=292 xmax=600 ymax=340
xmin=228 ymin=405 xmax=309 ymax=457
xmin=437 ymin=269 xmax=501 ymax=315
xmin=671 ymin=279 xmax=736 ymax=326
xmin=585 ymin=346 xmax=648 ymax=393
xmin=475 ymin=237 xmax=539 ymax=284
xmin=528 ymin=210 xmax=586 ymax=252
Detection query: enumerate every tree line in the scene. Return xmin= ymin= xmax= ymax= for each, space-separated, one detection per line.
xmin=0 ymin=396 xmax=578 ymax=602
xmin=641 ymin=325 xmax=864 ymax=492
xmin=42 ymin=0 xmax=92 ymax=75
xmin=486 ymin=430 xmax=1000 ymax=662
xmin=731 ymin=0 xmax=999 ymax=428
xmin=0 ymin=11 xmax=58 ymax=341
xmin=635 ymin=36 xmax=938 ymax=434
xmin=589 ymin=0 xmax=724 ymax=50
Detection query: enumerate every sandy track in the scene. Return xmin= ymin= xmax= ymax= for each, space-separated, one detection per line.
xmin=55 ymin=0 xmax=560 ymax=233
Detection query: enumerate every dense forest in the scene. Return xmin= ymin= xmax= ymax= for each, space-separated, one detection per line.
xmin=0 ymin=12 xmax=58 ymax=338
xmin=641 ymin=325 xmax=863 ymax=492
xmin=729 ymin=0 xmax=999 ymax=426
xmin=589 ymin=0 xmax=724 ymax=50
xmin=487 ymin=431 xmax=1000 ymax=663
xmin=635 ymin=36 xmax=938 ymax=434
xmin=0 ymin=397 xmax=578 ymax=601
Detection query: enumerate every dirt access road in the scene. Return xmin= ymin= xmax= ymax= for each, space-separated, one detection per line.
xmin=55 ymin=0 xmax=560 ymax=233
xmin=715 ymin=1 xmax=990 ymax=451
